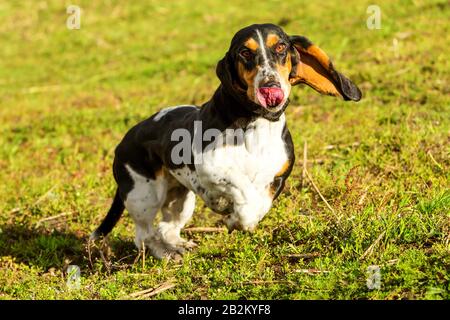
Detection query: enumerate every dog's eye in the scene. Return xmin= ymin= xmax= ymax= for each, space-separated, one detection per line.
xmin=275 ymin=43 xmax=287 ymax=54
xmin=240 ymin=49 xmax=253 ymax=59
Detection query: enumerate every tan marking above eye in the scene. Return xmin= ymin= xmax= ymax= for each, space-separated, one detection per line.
xmin=244 ymin=38 xmax=259 ymax=51
xmin=266 ymin=34 xmax=280 ymax=47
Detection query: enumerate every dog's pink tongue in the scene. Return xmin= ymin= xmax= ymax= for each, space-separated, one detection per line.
xmin=257 ymin=87 xmax=284 ymax=108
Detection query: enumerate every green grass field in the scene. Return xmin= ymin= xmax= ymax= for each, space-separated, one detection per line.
xmin=0 ymin=0 xmax=449 ymax=299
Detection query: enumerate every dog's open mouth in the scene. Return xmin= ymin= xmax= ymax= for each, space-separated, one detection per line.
xmin=256 ymin=86 xmax=284 ymax=108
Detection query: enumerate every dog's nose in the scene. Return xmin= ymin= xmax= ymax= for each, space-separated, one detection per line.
xmin=260 ymin=81 xmax=281 ymax=88
xmin=259 ymin=73 xmax=280 ymax=88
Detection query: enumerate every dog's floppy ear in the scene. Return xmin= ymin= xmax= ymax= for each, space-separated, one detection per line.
xmin=216 ymin=52 xmax=246 ymax=94
xmin=289 ymin=35 xmax=362 ymax=101
xmin=216 ymin=52 xmax=232 ymax=87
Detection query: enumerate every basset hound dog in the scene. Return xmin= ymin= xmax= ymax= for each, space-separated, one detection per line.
xmin=90 ymin=23 xmax=362 ymax=259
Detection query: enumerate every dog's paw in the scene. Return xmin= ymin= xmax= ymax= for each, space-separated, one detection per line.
xmin=162 ymin=249 xmax=184 ymax=262
xmin=223 ymin=215 xmax=257 ymax=233
xmin=164 ymin=236 xmax=197 ymax=251
xmin=147 ymin=239 xmax=186 ymax=261
xmin=160 ymin=239 xmax=198 ymax=260
xmin=182 ymin=239 xmax=198 ymax=249
xmin=223 ymin=214 xmax=240 ymax=232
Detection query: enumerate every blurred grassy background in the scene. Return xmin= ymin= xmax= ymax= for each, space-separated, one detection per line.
xmin=0 ymin=0 xmax=448 ymax=299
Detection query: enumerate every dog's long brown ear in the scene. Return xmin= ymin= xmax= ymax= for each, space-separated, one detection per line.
xmin=289 ymin=35 xmax=362 ymax=101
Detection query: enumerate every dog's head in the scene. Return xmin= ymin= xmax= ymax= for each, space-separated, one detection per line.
xmin=216 ymin=23 xmax=361 ymax=116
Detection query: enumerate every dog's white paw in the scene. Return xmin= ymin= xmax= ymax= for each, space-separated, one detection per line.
xmin=223 ymin=214 xmax=257 ymax=233
xmin=181 ymin=239 xmax=198 ymax=249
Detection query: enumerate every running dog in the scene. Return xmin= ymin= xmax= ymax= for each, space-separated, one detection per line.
xmin=90 ymin=23 xmax=362 ymax=259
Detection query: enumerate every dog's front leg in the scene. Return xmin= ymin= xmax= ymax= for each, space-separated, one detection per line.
xmin=223 ymin=181 xmax=273 ymax=232
xmin=198 ymin=153 xmax=273 ymax=232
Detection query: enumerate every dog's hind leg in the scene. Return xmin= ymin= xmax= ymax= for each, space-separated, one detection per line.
xmin=158 ymin=177 xmax=197 ymax=253
xmin=123 ymin=164 xmax=174 ymax=259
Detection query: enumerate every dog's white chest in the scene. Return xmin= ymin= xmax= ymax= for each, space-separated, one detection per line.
xmin=170 ymin=114 xmax=288 ymax=213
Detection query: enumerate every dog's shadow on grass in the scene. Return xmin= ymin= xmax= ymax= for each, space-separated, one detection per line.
xmin=0 ymin=224 xmax=137 ymax=272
